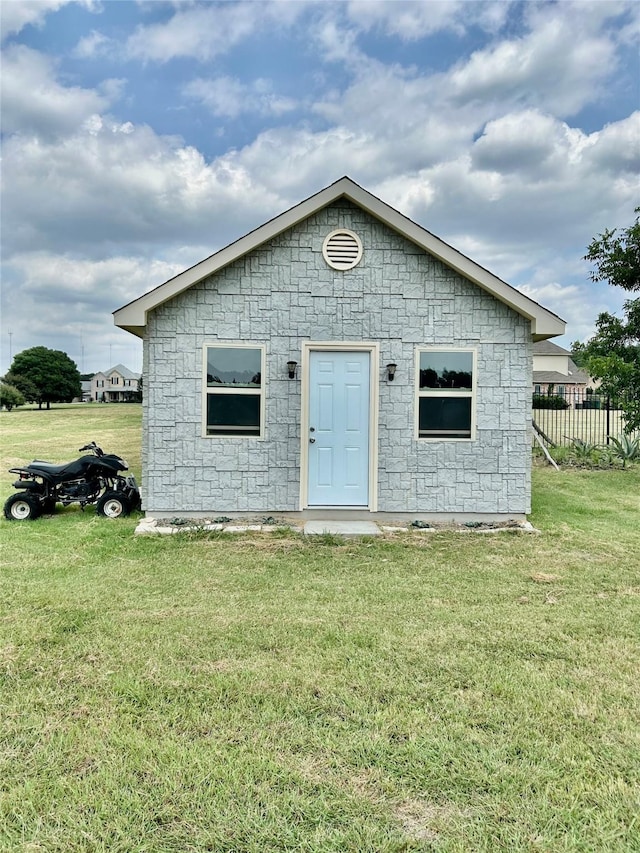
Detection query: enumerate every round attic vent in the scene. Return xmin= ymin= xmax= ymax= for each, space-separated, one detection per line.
xmin=322 ymin=229 xmax=363 ymax=271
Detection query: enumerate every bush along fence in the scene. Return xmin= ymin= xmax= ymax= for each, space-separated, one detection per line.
xmin=532 ymin=390 xmax=637 ymax=449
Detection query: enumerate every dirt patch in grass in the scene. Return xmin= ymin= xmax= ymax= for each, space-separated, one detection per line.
xmin=394 ymin=798 xmax=469 ymax=843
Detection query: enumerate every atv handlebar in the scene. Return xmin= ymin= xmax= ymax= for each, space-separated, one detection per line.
xmin=78 ymin=442 xmax=104 ymax=456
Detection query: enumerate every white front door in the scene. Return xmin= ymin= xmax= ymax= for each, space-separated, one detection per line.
xmin=307 ymin=351 xmax=370 ymax=506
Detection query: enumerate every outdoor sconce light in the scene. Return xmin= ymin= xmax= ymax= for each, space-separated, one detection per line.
xmin=287 ymin=360 xmax=298 ymax=379
xmin=386 ymin=363 xmax=397 ymax=381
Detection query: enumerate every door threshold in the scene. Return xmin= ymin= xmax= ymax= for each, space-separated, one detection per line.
xmin=306 ymin=506 xmax=370 ymax=511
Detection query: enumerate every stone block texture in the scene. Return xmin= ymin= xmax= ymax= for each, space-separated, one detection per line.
xmin=143 ymin=199 xmax=532 ymax=515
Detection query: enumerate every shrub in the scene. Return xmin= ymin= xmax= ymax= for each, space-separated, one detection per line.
xmin=0 ymin=382 xmax=26 ymax=411
xmin=532 ymin=394 xmax=569 ymax=410
xmin=608 ymin=435 xmax=640 ymax=468
xmin=568 ymin=438 xmax=602 ymax=464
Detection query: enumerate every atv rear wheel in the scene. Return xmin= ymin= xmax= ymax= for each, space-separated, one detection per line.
xmin=4 ymin=492 xmax=42 ymax=521
xmin=96 ymin=490 xmax=131 ymax=518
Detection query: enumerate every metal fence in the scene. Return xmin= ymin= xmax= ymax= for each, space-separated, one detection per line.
xmin=532 ymin=390 xmax=636 ymax=447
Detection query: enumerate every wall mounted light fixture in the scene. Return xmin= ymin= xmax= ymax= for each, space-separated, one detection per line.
xmin=386 ymin=363 xmax=397 ymax=381
xmin=287 ymin=360 xmax=298 ymax=379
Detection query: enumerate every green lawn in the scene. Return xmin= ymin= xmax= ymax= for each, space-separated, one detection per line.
xmin=1 ymin=406 xmax=639 ymax=851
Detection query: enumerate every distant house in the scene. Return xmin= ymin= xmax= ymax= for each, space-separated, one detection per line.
xmin=90 ymin=364 xmax=140 ymax=402
xmin=532 ymin=341 xmax=589 ymax=398
xmin=114 ymin=176 xmax=565 ymax=522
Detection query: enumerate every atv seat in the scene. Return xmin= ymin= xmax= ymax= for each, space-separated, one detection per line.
xmin=28 ymin=461 xmax=85 ymax=477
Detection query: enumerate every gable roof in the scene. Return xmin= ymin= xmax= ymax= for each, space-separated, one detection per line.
xmin=114 ymin=176 xmax=565 ymax=341
xmin=533 ymin=368 xmax=589 ymax=385
xmin=106 ymin=364 xmax=140 ymax=380
xmin=533 ymin=340 xmax=570 ymax=356
xmin=91 ymin=365 xmax=140 ymax=381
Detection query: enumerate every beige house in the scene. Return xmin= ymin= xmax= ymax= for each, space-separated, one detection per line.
xmin=91 ymin=364 xmax=140 ymax=402
xmin=532 ymin=341 xmax=589 ymax=398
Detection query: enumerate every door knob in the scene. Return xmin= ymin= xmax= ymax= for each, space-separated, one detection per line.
xmin=309 ymin=438 xmax=316 ymax=443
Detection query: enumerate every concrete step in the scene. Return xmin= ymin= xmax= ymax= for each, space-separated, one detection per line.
xmin=303 ymin=520 xmax=382 ymax=537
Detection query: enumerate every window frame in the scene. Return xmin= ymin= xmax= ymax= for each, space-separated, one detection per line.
xmin=415 ymin=347 xmax=477 ymax=441
xmin=202 ymin=343 xmax=266 ymax=439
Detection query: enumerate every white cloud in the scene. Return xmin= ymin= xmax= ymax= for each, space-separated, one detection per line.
xmin=448 ymin=2 xmax=621 ymax=116
xmin=470 ymin=110 xmax=587 ymax=178
xmin=1 ymin=0 xmax=101 ymax=41
xmin=73 ymin=28 xmax=112 ymax=58
xmin=1 ymin=0 xmax=69 ymax=40
xmin=345 ymin=0 xmax=512 ymax=39
xmin=312 ymin=13 xmax=363 ymax=65
xmin=184 ymin=76 xmax=296 ymax=119
xmin=366 ymin=111 xmax=637 ymax=292
xmin=581 ymin=111 xmax=640 ymax=175
xmin=125 ymin=0 xmax=302 ymax=63
xmin=6 ymin=252 xmax=183 ymax=308
xmin=520 ymin=277 xmax=628 ymax=347
xmin=0 ymin=253 xmax=184 ymax=373
xmin=1 ymin=115 xmax=284 ymax=258
xmin=0 ymin=44 xmax=110 ymax=137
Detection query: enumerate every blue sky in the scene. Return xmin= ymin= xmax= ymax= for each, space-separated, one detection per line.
xmin=1 ymin=0 xmax=638 ymax=375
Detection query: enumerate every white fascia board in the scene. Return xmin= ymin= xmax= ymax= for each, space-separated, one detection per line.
xmin=113 ymin=176 xmax=565 ymax=340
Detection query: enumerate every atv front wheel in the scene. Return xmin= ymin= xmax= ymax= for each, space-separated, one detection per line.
xmin=4 ymin=492 xmax=42 ymax=521
xmin=96 ymin=490 xmax=131 ymax=518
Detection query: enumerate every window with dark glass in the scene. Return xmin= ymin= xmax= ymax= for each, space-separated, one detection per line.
xmin=204 ymin=346 xmax=264 ymax=436
xmin=417 ymin=350 xmax=474 ymax=439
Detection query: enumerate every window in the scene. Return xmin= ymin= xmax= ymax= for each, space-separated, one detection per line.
xmin=534 ymin=384 xmax=541 ymax=394
xmin=204 ymin=345 xmax=265 ymax=437
xmin=416 ymin=349 xmax=475 ymax=439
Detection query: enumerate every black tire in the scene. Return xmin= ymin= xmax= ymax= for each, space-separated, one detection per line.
xmin=96 ymin=490 xmax=131 ymax=518
xmin=4 ymin=492 xmax=42 ymax=521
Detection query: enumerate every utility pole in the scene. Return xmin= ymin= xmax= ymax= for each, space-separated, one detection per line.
xmin=8 ymin=331 xmax=12 ymax=363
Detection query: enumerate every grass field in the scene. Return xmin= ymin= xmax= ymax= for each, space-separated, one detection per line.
xmin=1 ymin=405 xmax=639 ymax=851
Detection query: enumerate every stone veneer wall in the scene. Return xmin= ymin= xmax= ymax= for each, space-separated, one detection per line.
xmin=142 ymin=199 xmax=532 ymax=516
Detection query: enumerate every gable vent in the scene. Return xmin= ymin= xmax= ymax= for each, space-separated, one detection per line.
xmin=322 ymin=229 xmax=363 ymax=271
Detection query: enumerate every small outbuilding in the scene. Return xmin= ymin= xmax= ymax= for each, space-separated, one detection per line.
xmin=114 ymin=177 xmax=565 ymax=522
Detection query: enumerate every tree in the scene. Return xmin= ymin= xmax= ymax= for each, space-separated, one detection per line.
xmin=0 ymin=382 xmax=25 ymax=411
xmin=569 ymin=340 xmax=589 ymax=369
xmin=581 ymin=210 xmax=640 ymax=433
xmin=2 ymin=370 xmax=39 ymax=403
xmin=7 ymin=347 xmax=81 ymax=410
